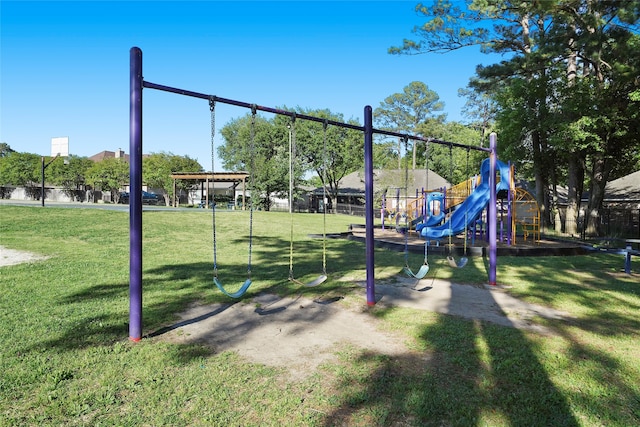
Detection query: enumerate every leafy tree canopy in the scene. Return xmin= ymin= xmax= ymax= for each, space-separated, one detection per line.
xmin=374 ymin=81 xmax=447 ymax=170
xmin=217 ymin=108 xmax=363 ymax=210
xmin=289 ymin=107 xmax=363 ymax=206
xmin=143 ymin=152 xmax=203 ymax=205
xmin=86 ymin=158 xmax=129 ymax=203
xmin=218 ymin=113 xmax=289 ymax=210
xmin=0 ymin=151 xmax=41 ymax=187
xmin=49 ymin=155 xmax=94 ymax=191
xmin=0 ymin=143 xmax=16 ymax=158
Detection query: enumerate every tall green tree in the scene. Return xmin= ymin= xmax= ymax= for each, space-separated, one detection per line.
xmin=49 ymin=155 xmax=94 ymax=201
xmin=86 ymin=158 xmax=129 ymax=203
xmin=0 ymin=152 xmax=41 ymax=198
xmin=391 ymin=0 xmax=640 ymax=235
xmin=288 ymin=108 xmax=363 ymax=210
xmin=143 ymin=152 xmax=203 ymax=206
xmin=372 ymin=140 xmax=399 ymax=170
xmin=218 ymin=113 xmax=289 ymax=211
xmin=391 ymin=1 xmax=559 ymax=225
xmin=0 ymin=143 xmax=15 ymax=158
xmin=419 ymin=120 xmax=486 ymax=186
xmin=550 ymin=1 xmax=640 ymax=234
xmin=458 ymin=82 xmax=498 ymax=148
xmin=374 ymin=81 xmax=445 ymax=170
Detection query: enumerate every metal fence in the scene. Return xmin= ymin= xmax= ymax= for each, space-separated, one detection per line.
xmin=600 ymin=208 xmax=640 ymax=238
xmin=552 ymin=207 xmax=640 ymax=239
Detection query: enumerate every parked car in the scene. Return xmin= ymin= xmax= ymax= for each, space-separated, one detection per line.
xmin=119 ymin=191 xmax=160 ymax=205
xmin=142 ymin=191 xmax=160 ymax=205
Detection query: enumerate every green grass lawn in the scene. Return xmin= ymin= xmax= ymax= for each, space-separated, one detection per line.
xmin=1 ymin=205 xmax=639 ymax=426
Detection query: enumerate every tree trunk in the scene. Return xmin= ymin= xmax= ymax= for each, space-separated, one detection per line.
xmin=565 ymin=154 xmax=582 ymax=236
xmin=532 ymin=130 xmax=550 ymax=227
xmin=412 ymin=141 xmax=417 ymax=171
xmin=564 ymin=32 xmax=580 ymax=236
xmin=551 ymin=160 xmax=562 ymax=233
xmin=585 ymin=155 xmax=609 ymax=236
xmin=552 ymin=183 xmax=562 ymax=233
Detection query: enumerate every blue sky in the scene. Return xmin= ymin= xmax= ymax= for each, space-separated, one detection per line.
xmin=1 ymin=1 xmax=502 ymax=170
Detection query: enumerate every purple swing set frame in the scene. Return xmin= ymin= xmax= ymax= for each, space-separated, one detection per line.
xmin=129 ymin=47 xmax=498 ymax=341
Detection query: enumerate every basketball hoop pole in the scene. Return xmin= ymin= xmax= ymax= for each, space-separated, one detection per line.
xmin=41 ymin=154 xmax=60 ymax=207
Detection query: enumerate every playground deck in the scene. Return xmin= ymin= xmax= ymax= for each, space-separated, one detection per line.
xmin=347 ymin=225 xmax=589 ymax=257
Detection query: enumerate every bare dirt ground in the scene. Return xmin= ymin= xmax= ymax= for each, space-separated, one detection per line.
xmin=0 ymin=245 xmax=50 ymax=267
xmin=2 ymin=246 xmax=573 ymax=379
xmin=155 ymin=277 xmax=573 ymax=380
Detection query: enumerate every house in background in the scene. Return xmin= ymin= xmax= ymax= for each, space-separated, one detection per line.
xmin=300 ymin=168 xmax=451 ymax=215
xmin=89 ymin=148 xmax=130 ymax=163
xmin=555 ymin=169 xmax=640 ymax=237
xmin=603 ymin=170 xmax=640 ymax=208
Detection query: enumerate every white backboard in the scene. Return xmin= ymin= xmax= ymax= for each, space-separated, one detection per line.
xmin=51 ymin=136 xmax=69 ymax=157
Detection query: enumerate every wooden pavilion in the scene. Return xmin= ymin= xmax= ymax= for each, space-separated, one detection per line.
xmin=170 ymin=172 xmax=250 ymax=209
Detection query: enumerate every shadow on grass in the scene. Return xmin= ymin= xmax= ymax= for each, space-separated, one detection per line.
xmin=491 ymin=253 xmax=640 ymax=337
xmin=321 ymin=289 xmax=581 ymax=426
xmin=316 ymin=250 xmax=640 ymax=425
xmin=147 ymin=303 xmax=237 ymax=337
xmin=20 ymin=223 xmax=639 ymax=423
xmin=29 ymin=234 xmax=375 ymax=360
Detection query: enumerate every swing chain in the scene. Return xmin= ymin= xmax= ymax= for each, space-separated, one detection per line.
xmin=402 ymin=136 xmax=411 ymax=269
xmin=322 ymin=118 xmax=328 ymax=275
xmin=288 ymin=113 xmax=296 ymax=280
xmin=448 ymin=143 xmax=454 ymax=250
xmin=209 ymin=97 xmax=221 ymax=278
xmin=423 ymin=140 xmax=430 ymax=264
xmin=247 ymin=105 xmax=257 ymax=279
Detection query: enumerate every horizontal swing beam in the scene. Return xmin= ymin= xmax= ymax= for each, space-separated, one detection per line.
xmin=142 ymin=80 xmax=490 ymax=153
xmin=374 ymin=129 xmax=491 ymax=153
xmin=143 ymin=81 xmax=363 ymax=131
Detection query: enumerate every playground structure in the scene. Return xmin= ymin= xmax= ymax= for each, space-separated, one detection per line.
xmin=421 ymin=158 xmax=511 ymax=239
xmin=513 ymin=187 xmax=541 ymax=243
xmin=387 ymin=156 xmax=541 ymax=250
xmin=128 ymin=47 xmax=503 ymax=341
xmin=381 ymin=184 xmax=447 ymax=232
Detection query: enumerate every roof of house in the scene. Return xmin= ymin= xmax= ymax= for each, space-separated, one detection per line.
xmin=554 ymin=169 xmax=640 ymax=205
xmin=605 ymin=170 xmax=640 ymax=201
xmin=89 ymin=150 xmax=130 ymax=163
xmin=309 ymin=168 xmax=450 ymax=196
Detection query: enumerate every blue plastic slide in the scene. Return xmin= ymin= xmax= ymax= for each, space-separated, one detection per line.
xmin=421 ymin=158 xmax=510 ymax=240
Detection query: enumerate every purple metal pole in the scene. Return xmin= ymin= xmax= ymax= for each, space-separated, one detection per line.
xmin=500 ymin=206 xmax=504 ymax=242
xmin=129 ymin=47 xmax=143 ymax=341
xmin=364 ymin=106 xmax=376 ymax=305
xmin=507 ymin=162 xmax=513 ymax=246
xmin=489 ymin=133 xmax=498 ymax=286
xmin=381 ymin=192 xmax=386 ymax=230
